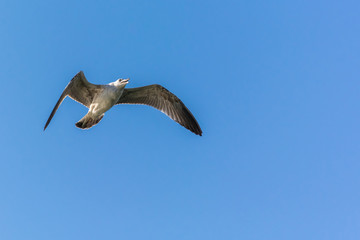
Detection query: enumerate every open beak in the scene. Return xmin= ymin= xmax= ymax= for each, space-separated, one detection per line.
xmin=120 ymin=78 xmax=130 ymax=84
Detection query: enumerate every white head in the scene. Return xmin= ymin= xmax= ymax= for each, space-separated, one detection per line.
xmin=112 ymin=78 xmax=130 ymax=88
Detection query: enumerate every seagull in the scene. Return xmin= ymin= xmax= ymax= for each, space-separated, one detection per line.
xmin=44 ymin=71 xmax=202 ymax=136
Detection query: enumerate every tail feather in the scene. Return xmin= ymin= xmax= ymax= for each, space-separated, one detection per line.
xmin=76 ymin=114 xmax=104 ymax=129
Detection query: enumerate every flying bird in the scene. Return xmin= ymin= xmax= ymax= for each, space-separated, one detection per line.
xmin=44 ymin=71 xmax=202 ymax=136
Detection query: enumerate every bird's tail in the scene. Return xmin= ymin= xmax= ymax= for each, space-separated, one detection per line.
xmin=75 ymin=114 xmax=104 ymax=129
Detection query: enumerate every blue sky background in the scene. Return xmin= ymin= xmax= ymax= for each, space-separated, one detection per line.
xmin=1 ymin=0 xmax=360 ymax=239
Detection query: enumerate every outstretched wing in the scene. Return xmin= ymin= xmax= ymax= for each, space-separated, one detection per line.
xmin=44 ymin=71 xmax=102 ymax=130
xmin=117 ymin=84 xmax=202 ymax=136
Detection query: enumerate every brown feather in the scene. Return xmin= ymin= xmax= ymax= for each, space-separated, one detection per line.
xmin=44 ymin=71 xmax=102 ymax=130
xmin=117 ymin=84 xmax=202 ymax=136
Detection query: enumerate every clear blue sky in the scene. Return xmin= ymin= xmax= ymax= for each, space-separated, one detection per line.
xmin=1 ymin=0 xmax=359 ymax=239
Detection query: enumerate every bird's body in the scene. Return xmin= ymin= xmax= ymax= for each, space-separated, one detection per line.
xmin=75 ymin=80 xmax=128 ymax=129
xmin=44 ymin=71 xmax=202 ymax=135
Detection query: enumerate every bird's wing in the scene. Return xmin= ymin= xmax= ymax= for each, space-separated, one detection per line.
xmin=44 ymin=71 xmax=102 ymax=130
xmin=117 ymin=84 xmax=202 ymax=136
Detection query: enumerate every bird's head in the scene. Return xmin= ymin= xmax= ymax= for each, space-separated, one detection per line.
xmin=114 ymin=78 xmax=130 ymax=87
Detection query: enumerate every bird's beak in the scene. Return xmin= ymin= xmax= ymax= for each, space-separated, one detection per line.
xmin=120 ymin=78 xmax=130 ymax=84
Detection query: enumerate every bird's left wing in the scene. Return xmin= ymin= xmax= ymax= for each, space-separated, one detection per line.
xmin=117 ymin=84 xmax=202 ymax=136
xmin=44 ymin=71 xmax=102 ymax=130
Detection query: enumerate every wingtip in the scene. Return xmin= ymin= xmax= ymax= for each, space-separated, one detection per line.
xmin=192 ymin=124 xmax=202 ymax=136
xmin=44 ymin=121 xmax=50 ymax=131
xmin=190 ymin=127 xmax=202 ymax=136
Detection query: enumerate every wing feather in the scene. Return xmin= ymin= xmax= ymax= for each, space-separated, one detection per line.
xmin=44 ymin=71 xmax=102 ymax=130
xmin=117 ymin=84 xmax=202 ymax=136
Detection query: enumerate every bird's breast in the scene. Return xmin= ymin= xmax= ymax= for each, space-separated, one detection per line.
xmin=90 ymin=88 xmax=122 ymax=115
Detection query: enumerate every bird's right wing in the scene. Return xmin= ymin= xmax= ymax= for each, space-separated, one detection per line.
xmin=117 ymin=84 xmax=202 ymax=136
xmin=44 ymin=71 xmax=102 ymax=130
